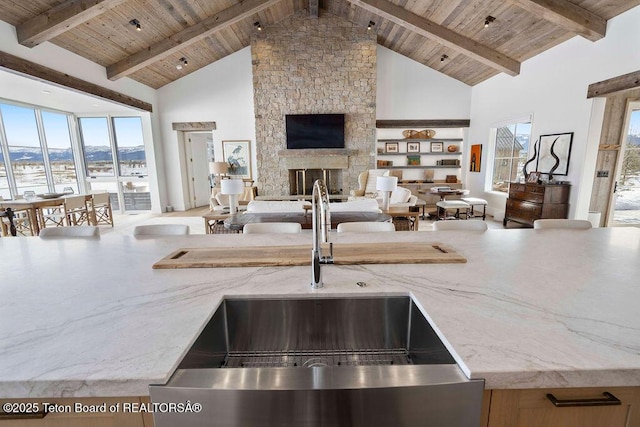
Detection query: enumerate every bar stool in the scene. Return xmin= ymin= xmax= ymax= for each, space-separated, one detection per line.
xmin=435 ymin=200 xmax=471 ymax=220
xmin=460 ymin=197 xmax=488 ymax=220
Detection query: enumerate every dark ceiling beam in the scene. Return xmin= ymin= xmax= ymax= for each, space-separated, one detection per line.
xmin=346 ymin=0 xmax=520 ymax=76
xmin=106 ymin=0 xmax=280 ymax=81
xmin=0 ymin=50 xmax=152 ymax=112
xmin=508 ymin=0 xmax=606 ymax=42
xmin=309 ymin=0 xmax=319 ymax=17
xmin=17 ymin=0 xmax=128 ymax=48
xmin=587 ymin=70 xmax=640 ymax=99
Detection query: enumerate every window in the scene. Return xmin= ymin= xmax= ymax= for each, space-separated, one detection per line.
xmin=42 ymin=111 xmax=78 ymax=194
xmin=0 ymin=103 xmax=48 ymax=195
xmin=490 ymin=120 xmax=532 ymax=193
xmin=79 ymin=115 xmax=150 ymax=211
xmin=0 ymin=101 xmax=80 ymax=198
xmin=79 ymin=117 xmax=114 ymax=177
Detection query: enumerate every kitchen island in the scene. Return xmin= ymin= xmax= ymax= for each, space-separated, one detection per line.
xmin=1 ymin=228 xmax=639 ymax=423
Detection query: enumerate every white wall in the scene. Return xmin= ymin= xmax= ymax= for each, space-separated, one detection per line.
xmin=468 ymin=5 xmax=640 ymax=220
xmin=377 ymin=45 xmax=471 ymax=119
xmin=157 ymin=47 xmax=257 ymax=211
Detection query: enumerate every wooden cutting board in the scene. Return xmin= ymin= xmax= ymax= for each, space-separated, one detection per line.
xmin=153 ymin=242 xmax=466 ymax=269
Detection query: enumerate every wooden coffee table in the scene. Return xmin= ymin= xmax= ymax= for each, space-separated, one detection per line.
xmin=203 ymin=211 xmax=238 ymax=234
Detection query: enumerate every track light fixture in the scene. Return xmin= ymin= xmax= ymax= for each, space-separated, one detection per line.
xmin=367 ymin=21 xmax=375 ymax=31
xmin=129 ymin=19 xmax=141 ymax=31
xmin=254 ymin=21 xmax=262 ymax=31
xmin=440 ymin=54 xmax=448 ymax=63
xmin=176 ymin=57 xmax=188 ymax=70
xmin=484 ymin=16 xmax=495 ymax=28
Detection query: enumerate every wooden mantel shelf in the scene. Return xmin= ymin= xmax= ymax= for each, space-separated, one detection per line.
xmin=376 ymin=119 xmax=470 ymax=128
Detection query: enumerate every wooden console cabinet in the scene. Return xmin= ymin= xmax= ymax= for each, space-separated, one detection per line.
xmin=504 ymin=182 xmax=570 ymax=227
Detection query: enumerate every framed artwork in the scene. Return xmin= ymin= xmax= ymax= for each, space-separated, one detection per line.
xmin=385 ymin=142 xmax=399 ymax=153
xmin=527 ymin=171 xmax=540 ymax=183
xmin=430 ymin=142 xmax=444 ymax=153
xmin=469 ymin=144 xmax=482 ymax=172
xmin=407 ymin=142 xmax=420 ymax=153
xmin=222 ymin=140 xmax=252 ymax=179
xmin=407 ymin=155 xmax=421 ymax=166
xmin=536 ymin=132 xmax=573 ymax=176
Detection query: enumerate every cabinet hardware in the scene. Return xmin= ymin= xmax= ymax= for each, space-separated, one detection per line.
xmin=546 ymin=391 xmax=621 ymax=407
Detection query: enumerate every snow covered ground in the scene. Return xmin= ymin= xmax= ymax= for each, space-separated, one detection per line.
xmin=613 ymin=175 xmax=640 ymax=224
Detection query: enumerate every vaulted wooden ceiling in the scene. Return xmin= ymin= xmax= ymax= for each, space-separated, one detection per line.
xmin=0 ymin=0 xmax=637 ymax=89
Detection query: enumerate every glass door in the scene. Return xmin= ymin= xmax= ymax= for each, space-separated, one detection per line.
xmin=611 ymin=107 xmax=640 ymax=226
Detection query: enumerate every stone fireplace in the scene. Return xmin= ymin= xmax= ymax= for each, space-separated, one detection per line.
xmin=251 ymin=10 xmax=376 ymax=196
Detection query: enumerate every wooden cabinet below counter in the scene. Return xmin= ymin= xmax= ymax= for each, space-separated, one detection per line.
xmin=504 ymin=182 xmax=570 ymax=227
xmin=483 ymin=386 xmax=640 ymax=427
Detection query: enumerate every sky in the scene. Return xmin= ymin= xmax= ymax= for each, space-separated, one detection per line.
xmin=630 ymin=110 xmax=640 ymax=136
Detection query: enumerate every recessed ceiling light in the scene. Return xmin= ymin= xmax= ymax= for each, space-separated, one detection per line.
xmin=254 ymin=21 xmax=262 ymax=31
xmin=440 ymin=54 xmax=448 ymax=63
xmin=367 ymin=21 xmax=375 ymax=31
xmin=129 ymin=19 xmax=141 ymax=31
xmin=484 ymin=16 xmax=495 ymax=28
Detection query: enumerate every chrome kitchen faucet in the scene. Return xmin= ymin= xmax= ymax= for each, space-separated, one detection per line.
xmin=311 ymin=179 xmax=333 ymax=288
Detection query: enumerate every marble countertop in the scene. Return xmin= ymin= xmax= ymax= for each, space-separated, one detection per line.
xmin=1 ymin=227 xmax=639 ymax=398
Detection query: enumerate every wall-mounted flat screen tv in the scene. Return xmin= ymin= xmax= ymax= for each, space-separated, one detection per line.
xmin=285 ymin=114 xmax=345 ymax=149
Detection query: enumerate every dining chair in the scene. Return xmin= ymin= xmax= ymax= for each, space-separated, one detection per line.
xmin=433 ymin=220 xmax=488 ymax=231
xmin=39 ymin=226 xmax=100 ymax=238
xmin=243 ymin=222 xmax=302 ymax=234
xmin=133 ymin=224 xmax=190 ymax=236
xmin=533 ymin=219 xmax=592 ymax=230
xmin=336 ymin=222 xmax=396 ymax=233
xmin=64 ymin=195 xmax=91 ymax=226
xmin=90 ymin=192 xmax=114 ymax=227
xmin=0 ymin=196 xmax=35 ymax=236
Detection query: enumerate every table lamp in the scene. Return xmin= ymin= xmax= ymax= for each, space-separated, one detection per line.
xmin=376 ymin=176 xmax=398 ymax=211
xmin=220 ymin=179 xmax=244 ymax=213
xmin=209 ymin=162 xmax=229 ymax=188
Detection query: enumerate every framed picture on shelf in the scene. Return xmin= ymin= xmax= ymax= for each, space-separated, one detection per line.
xmin=527 ymin=171 xmax=540 ymax=183
xmin=407 ymin=142 xmax=420 ymax=153
xmin=377 ymin=147 xmax=384 ymax=154
xmin=536 ymin=132 xmax=573 ymax=176
xmin=407 ymin=155 xmax=421 ymax=166
xmin=222 ymin=140 xmax=252 ymax=179
xmin=430 ymin=142 xmax=444 ymax=153
xmin=385 ymin=142 xmax=399 ymax=153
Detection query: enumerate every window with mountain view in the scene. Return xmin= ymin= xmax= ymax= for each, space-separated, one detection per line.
xmin=491 ymin=120 xmax=532 ymax=193
xmin=113 ymin=117 xmax=147 ymax=177
xmin=79 ymin=117 xmax=114 ymax=177
xmin=0 ymin=103 xmax=48 ymax=195
xmin=42 ymin=111 xmax=78 ymax=194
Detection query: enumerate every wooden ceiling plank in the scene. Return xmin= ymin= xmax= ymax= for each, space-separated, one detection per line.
xmin=106 ymin=0 xmax=281 ymax=80
xmin=0 ymin=50 xmax=152 ymax=111
xmin=17 ymin=0 xmax=128 ymax=48
xmin=346 ymin=0 xmax=521 ymax=76
xmin=587 ymin=70 xmax=640 ymax=99
xmin=508 ymin=0 xmax=606 ymax=41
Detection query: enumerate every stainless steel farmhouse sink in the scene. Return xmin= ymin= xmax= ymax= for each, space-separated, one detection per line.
xmin=150 ymin=296 xmax=484 ymax=427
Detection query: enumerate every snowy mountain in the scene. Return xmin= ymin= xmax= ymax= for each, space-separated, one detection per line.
xmin=4 ymin=145 xmax=146 ymax=162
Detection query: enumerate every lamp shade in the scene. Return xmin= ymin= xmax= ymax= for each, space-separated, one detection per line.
xmin=220 ymin=178 xmax=244 ymax=195
xmin=376 ymin=176 xmax=398 ymax=192
xmin=209 ymin=161 xmax=229 ymax=174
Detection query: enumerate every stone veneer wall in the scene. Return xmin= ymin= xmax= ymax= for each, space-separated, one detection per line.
xmin=252 ymin=10 xmax=376 ymax=195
